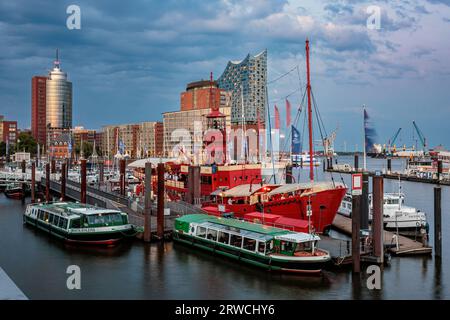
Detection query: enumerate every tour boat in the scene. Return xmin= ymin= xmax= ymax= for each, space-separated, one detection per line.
xmin=24 ymin=202 xmax=137 ymax=245
xmin=338 ymin=192 xmax=428 ymax=233
xmin=4 ymin=183 xmax=28 ymax=200
xmin=173 ymin=214 xmax=331 ymax=274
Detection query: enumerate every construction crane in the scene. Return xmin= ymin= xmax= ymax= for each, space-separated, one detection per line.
xmin=388 ymin=127 xmax=402 ymax=153
xmin=412 ymin=121 xmax=427 ymax=151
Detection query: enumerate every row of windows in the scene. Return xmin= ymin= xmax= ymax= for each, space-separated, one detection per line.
xmin=36 ymin=209 xmax=69 ymax=230
xmin=196 ymin=226 xmax=266 ymax=254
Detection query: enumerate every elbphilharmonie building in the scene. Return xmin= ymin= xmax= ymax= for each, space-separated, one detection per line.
xmin=217 ymin=50 xmax=267 ymax=126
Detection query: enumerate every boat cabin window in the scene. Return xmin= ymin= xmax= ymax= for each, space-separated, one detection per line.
xmin=58 ymin=218 xmax=66 ymax=229
xmin=53 ymin=216 xmax=60 ymax=226
xmin=385 ymin=199 xmax=399 ymax=205
xmin=230 ymin=234 xmax=242 ymax=248
xmin=196 ymin=226 xmax=207 ymax=238
xmin=71 ymin=219 xmax=81 ymax=228
xmin=48 ymin=214 xmax=54 ymax=224
xmin=295 ymin=241 xmax=313 ymax=252
xmin=86 ymin=213 xmax=124 ymax=226
xmin=206 ymin=229 xmax=218 ymax=241
xmin=243 ymin=238 xmax=256 ymax=251
xmin=280 ymin=241 xmax=295 ymax=254
xmin=257 ymin=241 xmax=266 ymax=254
xmin=218 ymin=231 xmax=229 ymax=244
xmin=43 ymin=212 xmax=49 ymax=223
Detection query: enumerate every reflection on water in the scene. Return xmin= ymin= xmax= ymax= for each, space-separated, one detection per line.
xmin=0 ymin=156 xmax=448 ymax=299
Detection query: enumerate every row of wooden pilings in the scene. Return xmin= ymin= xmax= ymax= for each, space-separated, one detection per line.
xmin=350 ymin=172 xmax=442 ymax=273
xmin=29 ymin=158 xmax=167 ymax=243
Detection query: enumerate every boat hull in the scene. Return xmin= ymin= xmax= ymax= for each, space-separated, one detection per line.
xmin=24 ymin=215 xmax=135 ymax=245
xmin=4 ymin=190 xmax=25 ymax=200
xmin=174 ymin=232 xmax=328 ymax=274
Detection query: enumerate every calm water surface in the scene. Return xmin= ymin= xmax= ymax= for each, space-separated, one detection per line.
xmin=0 ymin=156 xmax=448 ymax=299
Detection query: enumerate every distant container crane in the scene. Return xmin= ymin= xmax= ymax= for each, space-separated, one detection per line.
xmin=413 ymin=120 xmax=427 ymax=152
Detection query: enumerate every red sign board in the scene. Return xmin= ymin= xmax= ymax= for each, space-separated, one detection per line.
xmin=352 ymin=173 xmax=363 ymax=195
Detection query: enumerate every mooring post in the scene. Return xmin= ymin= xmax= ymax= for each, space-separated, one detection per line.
xmin=372 ymin=176 xmax=384 ymax=264
xmin=434 ymin=187 xmax=442 ymax=258
xmin=21 ymin=159 xmax=26 ymax=174
xmin=286 ymin=164 xmax=293 ymax=184
xmin=352 ymin=194 xmax=362 ymax=273
xmin=31 ymin=161 xmax=36 ymax=203
xmin=51 ymin=158 xmax=56 ymax=175
xmin=45 ymin=162 xmax=50 ymax=202
xmin=437 ymin=160 xmax=443 ymax=181
xmin=144 ymin=162 xmax=152 ymax=242
xmin=21 ymin=159 xmax=26 ymax=200
xmin=323 ymin=158 xmax=327 ymax=172
xmin=119 ymin=159 xmax=126 ymax=196
xmin=387 ymin=158 xmax=392 ymax=173
xmin=187 ymin=166 xmax=200 ymax=205
xmin=80 ymin=159 xmax=87 ymax=204
xmin=361 ymin=173 xmax=369 ymax=230
xmin=61 ymin=162 xmax=66 ymax=201
xmin=157 ymin=162 xmax=165 ymax=239
xmin=354 ymin=154 xmax=359 ymax=172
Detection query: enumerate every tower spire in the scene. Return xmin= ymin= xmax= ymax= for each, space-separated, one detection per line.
xmin=54 ymin=49 xmax=60 ymax=69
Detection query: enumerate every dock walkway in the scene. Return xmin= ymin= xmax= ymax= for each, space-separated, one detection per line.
xmin=332 ymin=214 xmax=432 ymax=255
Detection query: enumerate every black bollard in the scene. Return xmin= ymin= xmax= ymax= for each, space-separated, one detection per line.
xmin=434 ymin=187 xmax=442 ymax=258
xmin=144 ymin=162 xmax=152 ymax=242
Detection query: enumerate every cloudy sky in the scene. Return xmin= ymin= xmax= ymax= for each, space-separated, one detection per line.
xmin=1 ymin=0 xmax=449 ymax=150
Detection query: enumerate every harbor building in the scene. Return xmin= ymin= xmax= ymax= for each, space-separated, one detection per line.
xmin=102 ymin=121 xmax=163 ymax=158
xmin=181 ymin=80 xmax=230 ymax=111
xmin=0 ymin=116 xmax=18 ymax=145
xmin=46 ymin=51 xmax=72 ymax=130
xmin=162 ymin=106 xmax=231 ymax=160
xmin=31 ymin=76 xmax=47 ymax=146
xmin=217 ymin=50 xmax=267 ymax=126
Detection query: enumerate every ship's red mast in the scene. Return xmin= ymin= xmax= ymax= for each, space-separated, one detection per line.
xmin=306 ymin=39 xmax=314 ymax=182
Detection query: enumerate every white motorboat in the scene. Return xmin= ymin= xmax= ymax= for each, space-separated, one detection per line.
xmin=338 ymin=192 xmax=428 ymax=233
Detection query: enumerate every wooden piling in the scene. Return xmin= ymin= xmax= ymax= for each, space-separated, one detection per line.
xmin=387 ymin=158 xmax=392 ymax=173
xmin=21 ymin=160 xmax=26 ymax=173
xmin=51 ymin=158 xmax=56 ymax=174
xmin=372 ymin=176 xmax=384 ymax=264
xmin=80 ymin=159 xmax=87 ymax=204
xmin=61 ymin=162 xmax=66 ymax=201
xmin=352 ymin=194 xmax=361 ymax=273
xmin=31 ymin=161 xmax=36 ymax=203
xmin=119 ymin=159 xmax=126 ymax=196
xmin=361 ymin=173 xmax=369 ymax=230
xmin=286 ymin=165 xmax=293 ymax=184
xmin=45 ymin=163 xmax=50 ymax=202
xmin=144 ymin=162 xmax=152 ymax=242
xmin=157 ymin=163 xmax=165 ymax=239
xmin=434 ymin=187 xmax=442 ymax=258
xmin=354 ymin=154 xmax=359 ymax=171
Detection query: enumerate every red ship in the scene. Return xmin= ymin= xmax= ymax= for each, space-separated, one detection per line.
xmin=162 ymin=39 xmax=346 ymax=234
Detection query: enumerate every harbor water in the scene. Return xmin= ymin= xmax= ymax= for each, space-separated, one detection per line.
xmin=0 ymin=156 xmax=448 ymax=299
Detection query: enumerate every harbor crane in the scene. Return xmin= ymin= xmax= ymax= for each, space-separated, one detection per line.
xmin=388 ymin=127 xmax=402 ymax=153
xmin=412 ymin=121 xmax=427 ymax=152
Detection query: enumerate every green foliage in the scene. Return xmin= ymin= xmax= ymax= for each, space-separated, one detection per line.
xmin=14 ymin=132 xmax=37 ymax=155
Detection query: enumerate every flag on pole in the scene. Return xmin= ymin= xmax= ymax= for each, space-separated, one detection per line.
xmin=291 ymin=125 xmax=302 ymax=154
xmin=274 ymin=105 xmax=280 ymax=130
xmin=286 ymin=99 xmax=291 ymax=128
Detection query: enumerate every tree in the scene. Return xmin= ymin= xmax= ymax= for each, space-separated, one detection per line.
xmin=75 ymin=141 xmax=94 ymax=158
xmin=0 ymin=141 xmax=6 ymax=157
xmin=14 ymin=132 xmax=37 ymax=155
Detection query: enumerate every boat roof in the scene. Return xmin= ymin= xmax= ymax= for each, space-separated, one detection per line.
xmin=275 ymin=233 xmax=321 ymax=243
xmin=30 ymin=202 xmax=122 ymax=217
xmin=267 ymin=181 xmax=345 ymax=197
xmin=177 ymin=214 xmax=318 ymax=243
xmin=221 ymin=184 xmax=276 ymax=198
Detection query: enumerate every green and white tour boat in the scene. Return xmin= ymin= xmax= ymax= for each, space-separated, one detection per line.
xmin=24 ymin=202 xmax=137 ymax=245
xmin=173 ymin=214 xmax=331 ymax=274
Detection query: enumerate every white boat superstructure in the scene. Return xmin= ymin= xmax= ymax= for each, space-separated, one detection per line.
xmin=338 ymin=192 xmax=428 ymax=232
